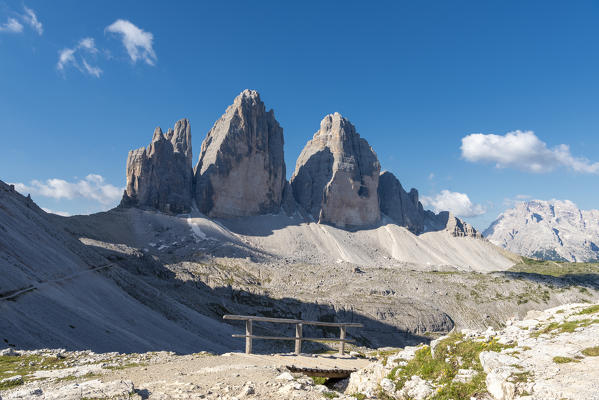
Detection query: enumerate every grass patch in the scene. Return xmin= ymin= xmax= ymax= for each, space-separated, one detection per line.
xmin=350 ymin=393 xmax=366 ymax=400
xmin=581 ymin=346 xmax=599 ymax=356
xmin=577 ymin=305 xmax=599 ymax=315
xmin=511 ymin=371 xmax=532 ymax=383
xmin=386 ymin=333 xmax=515 ymax=400
xmin=322 ymin=392 xmax=338 ymax=399
xmin=0 ymin=375 xmax=23 ymax=390
xmin=552 ymin=356 xmax=579 ymax=364
xmin=531 ymin=318 xmax=599 ymax=337
xmin=509 ymin=259 xmax=599 ymax=278
xmin=311 ymin=376 xmax=328 ymax=385
xmin=0 ymin=353 xmax=71 ymax=384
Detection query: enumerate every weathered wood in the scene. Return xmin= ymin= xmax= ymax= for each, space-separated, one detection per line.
xmin=286 ymin=365 xmax=357 ymax=379
xmin=295 ymin=323 xmax=303 ymax=355
xmin=223 ymin=314 xmax=363 ymax=328
xmin=339 ymin=326 xmax=346 ymax=355
xmin=232 ymin=334 xmax=355 ymax=342
xmin=245 ymin=319 xmax=253 ymax=354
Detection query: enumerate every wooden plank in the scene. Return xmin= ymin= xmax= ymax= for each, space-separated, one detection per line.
xmin=231 ymin=334 xmax=355 ymax=343
xmin=286 ymin=365 xmax=357 ymax=379
xmin=223 ymin=314 xmax=363 ymax=328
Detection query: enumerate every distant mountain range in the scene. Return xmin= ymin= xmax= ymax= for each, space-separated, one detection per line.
xmin=484 ymin=200 xmax=599 ymax=262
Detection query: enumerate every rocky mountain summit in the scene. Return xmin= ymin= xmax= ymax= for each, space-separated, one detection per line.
xmin=291 ymin=112 xmax=381 ymax=228
xmin=119 ymin=89 xmax=480 ymax=237
xmin=121 ymin=119 xmax=193 ymax=214
xmin=485 ymin=200 xmax=599 ymax=261
xmin=194 ymin=89 xmax=286 ymax=218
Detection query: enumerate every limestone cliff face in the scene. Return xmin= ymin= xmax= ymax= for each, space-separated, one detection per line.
xmin=378 ymin=171 xmax=424 ymax=233
xmin=291 ymin=113 xmax=381 ymax=228
xmin=378 ymin=171 xmax=481 ymax=238
xmin=121 ymin=119 xmax=192 ymax=214
xmin=193 ymin=90 xmax=286 ymax=218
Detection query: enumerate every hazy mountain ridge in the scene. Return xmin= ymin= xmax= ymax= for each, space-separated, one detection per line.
xmin=484 ymin=199 xmax=599 ymax=262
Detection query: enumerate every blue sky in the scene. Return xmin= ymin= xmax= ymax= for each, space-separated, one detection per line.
xmin=1 ymin=0 xmax=598 ymax=230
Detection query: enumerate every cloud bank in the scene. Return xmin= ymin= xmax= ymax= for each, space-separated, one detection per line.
xmin=0 ymin=17 xmax=23 ymax=33
xmin=13 ymin=174 xmax=122 ymax=205
xmin=105 ymin=19 xmax=156 ymax=65
xmin=461 ymin=130 xmax=599 ymax=174
xmin=421 ymin=190 xmax=486 ymax=218
xmin=57 ymin=37 xmax=102 ymax=77
xmin=0 ymin=6 xmax=42 ymax=35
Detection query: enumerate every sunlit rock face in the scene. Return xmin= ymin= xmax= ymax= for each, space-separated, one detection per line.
xmin=291 ymin=112 xmax=381 ymax=228
xmin=121 ymin=119 xmax=193 ymax=214
xmin=193 ymin=89 xmax=286 ymax=218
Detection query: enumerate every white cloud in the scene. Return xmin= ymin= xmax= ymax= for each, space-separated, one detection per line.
xmin=461 ymin=130 xmax=599 ymax=174
xmin=13 ymin=174 xmax=122 ymax=205
xmin=0 ymin=17 xmax=24 ymax=33
xmin=57 ymin=37 xmax=102 ymax=77
xmin=421 ymin=190 xmax=486 ymax=218
xmin=41 ymin=208 xmax=71 ymax=217
xmin=105 ymin=19 xmax=156 ymax=65
xmin=22 ymin=6 xmax=42 ymax=35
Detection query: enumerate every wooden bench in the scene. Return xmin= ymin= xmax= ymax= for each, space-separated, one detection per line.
xmin=223 ymin=315 xmax=363 ymax=355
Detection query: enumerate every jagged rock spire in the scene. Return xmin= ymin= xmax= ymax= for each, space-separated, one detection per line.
xmin=290 ymin=112 xmax=381 ymax=228
xmin=193 ymin=89 xmax=286 ymax=217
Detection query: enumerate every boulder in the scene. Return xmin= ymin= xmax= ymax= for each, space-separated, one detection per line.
xmin=290 ymin=112 xmax=380 ymax=228
xmin=194 ymin=89 xmax=286 ymax=217
xmin=121 ymin=119 xmax=193 ymax=214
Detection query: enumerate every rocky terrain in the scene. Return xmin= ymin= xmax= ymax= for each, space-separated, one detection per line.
xmin=346 ymin=302 xmax=599 ymax=399
xmin=485 ymin=200 xmax=599 ymax=262
xmin=3 ymin=89 xmax=599 ymax=398
xmin=1 ymin=302 xmax=598 ymax=399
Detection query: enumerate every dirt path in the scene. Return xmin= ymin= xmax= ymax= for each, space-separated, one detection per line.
xmin=100 ymin=352 xmax=370 ymax=399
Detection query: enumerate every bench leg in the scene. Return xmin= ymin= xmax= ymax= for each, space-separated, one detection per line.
xmin=295 ymin=323 xmax=303 ymax=355
xmin=245 ymin=320 xmax=253 ymax=354
xmin=339 ymin=326 xmax=346 ymax=355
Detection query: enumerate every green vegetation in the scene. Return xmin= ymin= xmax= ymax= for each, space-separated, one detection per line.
xmin=581 ymin=346 xmax=599 ymax=357
xmin=577 ymin=305 xmax=599 ymax=315
xmin=0 ymin=375 xmax=23 ymax=390
xmin=532 ymin=318 xmax=599 ymax=337
xmin=322 ymin=392 xmax=338 ymax=399
xmin=384 ymin=333 xmax=515 ymax=400
xmin=350 ymin=393 xmax=366 ymax=400
xmin=511 ymin=371 xmax=532 ymax=383
xmin=0 ymin=353 xmax=72 ymax=388
xmin=311 ymin=376 xmax=328 ymax=385
xmin=509 ymin=259 xmax=599 ymax=278
xmin=552 ymin=356 xmax=579 ymax=364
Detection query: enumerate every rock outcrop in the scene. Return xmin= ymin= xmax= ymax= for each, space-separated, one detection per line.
xmin=290 ymin=113 xmax=380 ymax=228
xmin=378 ymin=171 xmax=424 ymax=233
xmin=378 ymin=171 xmax=481 ymax=238
xmin=121 ymin=119 xmax=192 ymax=214
xmin=194 ymin=90 xmax=286 ymax=218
